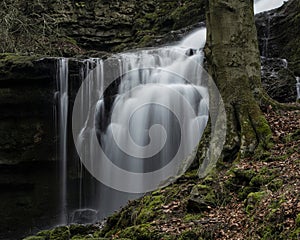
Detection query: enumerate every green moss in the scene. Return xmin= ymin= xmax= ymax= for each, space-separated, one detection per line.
xmin=36 ymin=229 xmax=51 ymax=238
xmin=23 ymin=237 xmax=46 ymax=240
xmin=187 ymin=184 xmax=221 ymax=212
xmin=267 ymin=178 xmax=283 ymax=192
xmin=100 ymin=193 xmax=162 ymax=238
xmin=72 ymin=237 xmax=109 ymax=240
xmin=99 ymin=211 xmax=120 ymax=236
xmin=237 ymin=186 xmax=257 ymax=200
xmin=117 ymin=224 xmax=156 ymax=240
xmin=75 ymin=2 xmax=85 ymax=8
xmin=249 ymin=167 xmax=277 ymax=187
xmin=183 ymin=213 xmax=203 ymax=222
xmin=245 ymin=191 xmax=267 ymax=214
xmin=183 ymin=169 xmax=198 ymax=179
xmin=285 ymin=129 xmax=300 ymax=143
xmin=144 ymin=12 xmax=158 ymax=21
xmin=69 ymin=224 xmax=95 ymax=236
xmin=112 ymin=43 xmax=129 ymax=53
xmin=178 ymin=230 xmax=198 ymax=240
xmin=50 ymin=226 xmax=70 ymax=240
xmin=136 ymin=194 xmax=164 ymax=224
xmin=296 ymin=214 xmax=300 ymax=227
xmin=254 ymin=115 xmax=273 ymax=154
xmin=224 ymin=166 xmax=279 ymax=202
xmin=224 ymin=168 xmax=255 ymax=192
xmin=71 ymin=236 xmax=108 ymax=240
xmin=290 ymin=228 xmax=300 ymax=239
xmin=0 ymin=53 xmax=38 ymax=73
xmin=137 ymin=35 xmax=154 ymax=47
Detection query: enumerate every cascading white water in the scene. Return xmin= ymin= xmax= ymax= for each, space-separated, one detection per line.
xmin=97 ymin=44 xmax=208 ymax=177
xmin=71 ymin=27 xmax=209 ymax=219
xmin=296 ymin=77 xmax=300 ymax=101
xmin=56 ymin=58 xmax=69 ymax=224
xmin=77 ymin=58 xmax=103 ymax=214
xmin=262 ymin=13 xmax=271 ymax=57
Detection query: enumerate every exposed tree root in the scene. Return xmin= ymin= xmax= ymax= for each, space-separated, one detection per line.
xmin=255 ymin=88 xmax=300 ymax=111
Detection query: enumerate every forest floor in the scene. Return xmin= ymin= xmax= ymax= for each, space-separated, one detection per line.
xmin=24 ymin=106 xmax=300 ymax=240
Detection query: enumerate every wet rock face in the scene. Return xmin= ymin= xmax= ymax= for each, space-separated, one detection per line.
xmin=255 ymin=0 xmax=300 ymax=76
xmin=68 ymin=0 xmax=204 ymax=52
xmin=0 ymin=55 xmax=59 ymax=240
xmin=261 ymin=57 xmax=297 ymax=103
xmin=0 ymin=55 xmax=56 ymax=165
xmin=255 ymin=0 xmax=300 ymax=102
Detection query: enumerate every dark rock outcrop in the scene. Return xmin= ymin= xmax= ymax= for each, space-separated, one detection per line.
xmin=0 ymin=54 xmax=59 ymax=240
xmin=0 ymin=0 xmax=206 ymax=55
xmin=255 ymin=0 xmax=300 ymax=102
xmin=260 ymin=57 xmax=297 ymax=103
xmin=0 ymin=54 xmax=56 ymax=165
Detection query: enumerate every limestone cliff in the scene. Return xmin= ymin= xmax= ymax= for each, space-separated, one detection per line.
xmin=0 ymin=0 xmax=205 ymax=55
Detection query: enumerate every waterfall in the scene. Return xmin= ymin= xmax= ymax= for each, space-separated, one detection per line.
xmin=263 ymin=13 xmax=271 ymax=57
xmin=69 ymin=27 xmax=209 ymax=221
xmin=56 ymin=58 xmax=69 ymax=224
xmin=296 ymin=77 xmax=300 ymax=101
xmin=98 ymin=46 xmax=208 ymax=179
xmin=76 ymin=58 xmax=104 ymax=223
xmin=75 ymin=28 xmax=208 ymax=187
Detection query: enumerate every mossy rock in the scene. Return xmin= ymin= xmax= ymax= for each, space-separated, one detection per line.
xmin=69 ymin=224 xmax=97 ymax=236
xmin=117 ymin=224 xmax=156 ymax=240
xmin=23 ymin=236 xmax=46 ymax=240
xmin=187 ymin=184 xmax=216 ymax=212
xmin=36 ymin=229 xmax=52 ymax=238
xmin=249 ymin=167 xmax=277 ymax=187
xmin=100 ymin=200 xmax=141 ymax=237
xmin=237 ymin=186 xmax=257 ymax=200
xmin=183 ymin=213 xmax=203 ymax=222
xmin=135 ymin=194 xmax=164 ymax=224
xmin=267 ymin=178 xmax=283 ymax=192
xmin=225 ymin=167 xmax=279 ymax=200
xmin=50 ymin=226 xmax=70 ymax=240
xmin=229 ymin=168 xmax=255 ymax=184
xmin=245 ymin=191 xmax=268 ymax=214
xmin=224 ymin=168 xmax=255 ymax=193
xmin=0 ymin=53 xmax=37 ymax=69
xmin=137 ymin=35 xmax=155 ymax=47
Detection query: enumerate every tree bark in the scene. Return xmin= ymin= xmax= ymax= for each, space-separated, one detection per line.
xmin=205 ymin=0 xmax=272 ymax=160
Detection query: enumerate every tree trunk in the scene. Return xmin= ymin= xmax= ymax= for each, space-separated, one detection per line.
xmin=205 ymin=0 xmax=272 ymax=160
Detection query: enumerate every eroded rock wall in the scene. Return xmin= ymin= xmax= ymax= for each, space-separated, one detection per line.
xmin=0 ymin=0 xmax=205 ymax=55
